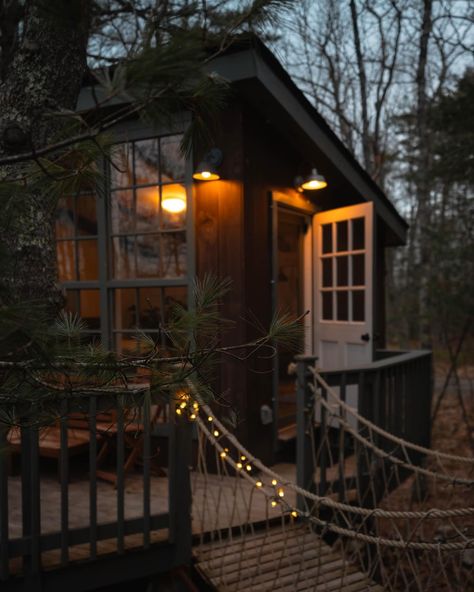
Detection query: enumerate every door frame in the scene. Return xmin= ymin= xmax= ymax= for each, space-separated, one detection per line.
xmin=270 ymin=191 xmax=317 ymax=451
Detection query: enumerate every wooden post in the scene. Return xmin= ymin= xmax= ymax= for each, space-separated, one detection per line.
xmin=295 ymin=355 xmax=318 ymax=512
xmin=168 ymin=406 xmax=193 ymax=567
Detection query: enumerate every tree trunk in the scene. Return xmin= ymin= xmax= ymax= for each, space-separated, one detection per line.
xmin=0 ymin=0 xmax=90 ymax=308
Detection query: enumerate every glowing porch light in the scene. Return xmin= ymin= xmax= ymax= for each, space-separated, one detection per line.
xmin=297 ymin=168 xmax=328 ymax=192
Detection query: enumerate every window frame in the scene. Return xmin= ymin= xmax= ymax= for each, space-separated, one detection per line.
xmin=57 ymin=117 xmax=195 ymax=350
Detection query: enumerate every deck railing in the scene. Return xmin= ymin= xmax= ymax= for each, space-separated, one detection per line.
xmin=295 ymin=350 xmax=433 ymax=508
xmin=0 ymin=387 xmax=193 ymax=590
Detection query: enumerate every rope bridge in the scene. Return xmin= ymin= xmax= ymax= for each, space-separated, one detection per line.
xmin=185 ymin=367 xmax=474 ymax=592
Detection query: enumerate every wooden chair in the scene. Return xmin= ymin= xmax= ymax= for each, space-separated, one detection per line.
xmin=87 ymin=404 xmax=165 ymax=487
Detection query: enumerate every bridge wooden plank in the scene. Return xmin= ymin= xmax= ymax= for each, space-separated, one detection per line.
xmin=194 ymin=524 xmax=382 ymax=592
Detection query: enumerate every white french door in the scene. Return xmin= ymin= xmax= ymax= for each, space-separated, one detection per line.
xmin=313 ymin=202 xmax=374 ymax=370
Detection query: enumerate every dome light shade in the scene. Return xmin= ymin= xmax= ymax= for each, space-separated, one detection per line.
xmin=297 ymin=168 xmax=327 ymax=191
xmin=193 ymin=169 xmax=220 ymax=181
xmin=193 ymin=148 xmax=223 ymax=181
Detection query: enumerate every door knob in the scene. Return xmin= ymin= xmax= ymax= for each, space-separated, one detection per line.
xmin=361 ymin=333 xmax=370 ymax=342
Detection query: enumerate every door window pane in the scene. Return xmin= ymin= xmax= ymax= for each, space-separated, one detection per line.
xmin=161 ymin=135 xmax=185 ymax=182
xmin=115 ymin=333 xmax=138 ymax=355
xmin=336 ymin=221 xmax=348 ymax=252
xmin=79 ymin=290 xmax=100 ymax=329
xmin=78 ymin=239 xmax=99 ymax=280
xmin=336 ymin=256 xmax=349 ymax=287
xmin=322 ymin=258 xmax=333 ymax=287
xmin=112 ymin=236 xmax=136 ymax=278
xmin=352 ymin=217 xmax=365 ymax=250
xmin=134 ymin=138 xmax=159 ymax=186
xmin=352 ymin=254 xmax=365 ymax=286
xmin=322 ymin=224 xmax=332 ymax=254
xmin=352 ymin=290 xmax=365 ymax=322
xmin=336 ymin=291 xmax=349 ymax=321
xmin=136 ymin=186 xmax=159 ymax=232
xmin=322 ymin=292 xmax=333 ymax=320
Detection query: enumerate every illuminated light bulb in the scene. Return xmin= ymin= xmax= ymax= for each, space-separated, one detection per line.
xmin=176 ymin=408 xmax=182 ymax=416
xmin=291 ymin=511 xmax=298 ymax=518
xmin=236 ymin=462 xmax=243 ymax=470
xmin=180 ymin=401 xmax=187 ymax=409
xmin=246 ymin=465 xmax=252 ymax=472
xmin=220 ymin=451 xmax=226 ymax=459
xmin=271 ymin=500 xmax=277 ymax=508
xmin=207 ymin=416 xmax=213 ymax=422
xmin=240 ymin=455 xmax=246 ymax=461
xmin=193 ymin=402 xmax=199 ymax=410
xmin=213 ymin=430 xmax=219 ymax=438
xmin=190 ymin=413 xmax=196 ymax=420
xmin=162 ymin=195 xmax=187 ymax=214
xmin=224 ymin=448 xmax=229 ymax=453
xmin=278 ymin=488 xmax=284 ymax=498
xmin=271 ymin=479 xmax=277 ymax=486
xmin=256 ymin=481 xmax=263 ymax=488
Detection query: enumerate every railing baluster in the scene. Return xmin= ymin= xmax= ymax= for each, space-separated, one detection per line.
xmin=60 ymin=400 xmax=69 ymax=566
xmin=338 ymin=372 xmax=347 ymax=502
xmin=319 ymin=384 xmax=328 ymax=496
xmin=168 ymin=400 xmax=192 ymax=566
xmin=143 ymin=390 xmax=151 ymax=549
xmin=89 ymin=396 xmax=97 ymax=560
xmin=0 ymin=426 xmax=9 ymax=580
xmin=295 ymin=356 xmax=317 ymax=511
xmin=116 ymin=396 xmax=125 ymax=554
xmin=30 ymin=423 xmax=41 ymax=575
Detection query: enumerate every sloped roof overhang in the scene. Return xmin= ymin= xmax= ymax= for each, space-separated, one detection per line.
xmin=206 ymin=42 xmax=407 ymax=245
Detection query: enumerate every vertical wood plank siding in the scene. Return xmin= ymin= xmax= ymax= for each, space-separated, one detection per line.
xmin=0 ymin=427 xmax=8 ymax=580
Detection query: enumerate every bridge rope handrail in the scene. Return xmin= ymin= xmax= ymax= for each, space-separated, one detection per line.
xmin=308 ymin=381 xmax=474 ymax=486
xmin=195 ymin=413 xmax=474 ymax=551
xmin=311 ymin=367 xmax=474 ymax=465
xmin=193 ymin=393 xmax=474 ymax=521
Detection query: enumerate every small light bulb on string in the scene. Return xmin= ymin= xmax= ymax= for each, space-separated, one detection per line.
xmin=213 ymin=430 xmax=220 ymax=438
xmin=256 ymin=480 xmax=263 ymax=488
xmin=190 ymin=413 xmax=196 ymax=420
xmin=240 ymin=455 xmax=246 ymax=461
xmin=271 ymin=500 xmax=278 ymax=508
xmin=224 ymin=447 xmax=229 ymax=453
xmin=193 ymin=402 xmax=199 ymax=410
xmin=236 ymin=462 xmax=243 ymax=470
xmin=207 ymin=416 xmax=213 ymax=422
xmin=291 ymin=511 xmax=298 ymax=518
xmin=271 ymin=479 xmax=277 ymax=486
xmin=278 ymin=488 xmax=284 ymax=498
xmin=220 ymin=451 xmax=226 ymax=459
xmin=246 ymin=464 xmax=252 ymax=472
xmin=180 ymin=401 xmax=187 ymax=409
xmin=176 ymin=408 xmax=182 ymax=416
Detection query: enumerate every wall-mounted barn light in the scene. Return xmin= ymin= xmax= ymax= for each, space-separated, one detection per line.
xmin=193 ymin=148 xmax=223 ymax=181
xmin=295 ymin=167 xmax=327 ymax=192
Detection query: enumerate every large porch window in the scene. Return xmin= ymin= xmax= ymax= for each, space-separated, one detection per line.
xmin=55 ymin=133 xmax=190 ymax=353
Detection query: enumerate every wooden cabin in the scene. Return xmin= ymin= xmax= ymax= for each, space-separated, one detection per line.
xmin=1 ymin=37 xmax=433 ymax=592
xmin=63 ymin=38 xmax=409 ymax=466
